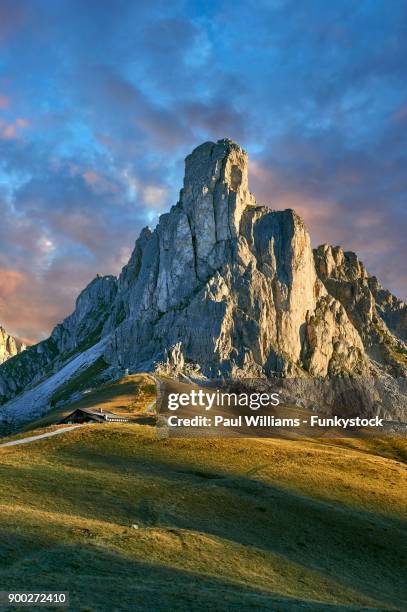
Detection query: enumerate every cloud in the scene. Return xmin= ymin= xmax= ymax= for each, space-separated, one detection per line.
xmin=0 ymin=0 xmax=406 ymax=342
xmin=0 ymin=260 xmax=95 ymax=344
xmin=0 ymin=136 xmax=176 ymax=341
xmin=82 ymin=170 xmax=119 ymax=194
xmin=0 ymin=265 xmax=63 ymax=344
xmin=0 ymin=94 xmax=10 ymax=109
xmin=79 ymin=66 xmax=194 ymax=151
xmin=0 ymin=0 xmax=26 ymax=42
xmin=0 ymin=268 xmax=26 ymax=299
xmin=141 ymin=185 xmax=169 ymax=209
xmin=0 ymin=117 xmax=29 ymax=140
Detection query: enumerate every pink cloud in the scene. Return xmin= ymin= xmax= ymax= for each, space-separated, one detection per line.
xmin=82 ymin=170 xmax=119 ymax=194
xmin=1 ymin=124 xmax=16 ymax=139
xmin=15 ymin=117 xmax=29 ymax=127
xmin=0 ymin=260 xmax=96 ymax=344
xmin=0 ymin=268 xmax=26 ymax=299
xmin=0 ymin=94 xmax=9 ymax=110
xmin=0 ymin=116 xmax=29 ymax=140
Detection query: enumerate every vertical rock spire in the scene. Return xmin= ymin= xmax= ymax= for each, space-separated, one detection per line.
xmin=180 ymin=139 xmax=255 ymax=279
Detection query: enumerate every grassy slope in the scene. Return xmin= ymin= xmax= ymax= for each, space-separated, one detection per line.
xmin=21 ymin=374 xmax=156 ymax=433
xmin=0 ymin=423 xmax=406 ymax=611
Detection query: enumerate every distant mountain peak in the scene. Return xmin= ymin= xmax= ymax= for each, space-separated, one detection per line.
xmin=0 ymin=325 xmax=26 ymax=365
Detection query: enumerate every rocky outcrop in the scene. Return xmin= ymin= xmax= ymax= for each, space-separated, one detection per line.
xmin=314 ymin=245 xmax=407 ymax=376
xmin=0 ymin=275 xmax=117 ymax=404
xmin=0 ymin=138 xmax=406 ymax=417
xmin=102 ymin=139 xmax=372 ymax=379
xmin=301 ymin=295 xmax=368 ymax=377
xmin=0 ymin=326 xmax=26 ymax=365
xmin=51 ymin=274 xmax=117 ymax=354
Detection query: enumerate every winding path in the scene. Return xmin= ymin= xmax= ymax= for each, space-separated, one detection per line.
xmin=0 ymin=425 xmax=83 ymax=448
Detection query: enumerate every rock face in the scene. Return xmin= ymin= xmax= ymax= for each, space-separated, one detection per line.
xmin=0 ymin=138 xmax=406 ymax=413
xmin=0 ymin=275 xmax=117 ymax=403
xmin=101 ymin=139 xmax=375 ymax=379
xmin=0 ymin=326 xmax=26 ymax=365
xmin=314 ymin=245 xmax=407 ymax=376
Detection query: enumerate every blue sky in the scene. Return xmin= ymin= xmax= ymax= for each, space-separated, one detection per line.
xmin=0 ymin=0 xmax=406 ymax=342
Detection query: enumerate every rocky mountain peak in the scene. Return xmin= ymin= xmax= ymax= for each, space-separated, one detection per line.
xmin=0 ymin=139 xmax=406 ymax=422
xmin=182 ymin=138 xmax=250 ymax=205
xmin=98 ymin=140 xmax=375 ymax=379
xmin=0 ymin=325 xmax=26 ymax=365
xmin=315 ymin=244 xmax=369 ymax=281
xmin=177 ymin=138 xmax=255 ymax=281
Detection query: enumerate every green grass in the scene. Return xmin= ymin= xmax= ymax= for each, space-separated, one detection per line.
xmin=22 ymin=374 xmax=156 ymax=433
xmin=389 ymin=345 xmax=407 ymax=367
xmin=0 ymin=424 xmax=406 ymax=611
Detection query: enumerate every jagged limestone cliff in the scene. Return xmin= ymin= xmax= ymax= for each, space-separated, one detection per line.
xmin=314 ymin=245 xmax=407 ymax=376
xmin=0 ymin=326 xmax=26 ymax=365
xmin=102 ymin=139 xmax=372 ymax=378
xmin=0 ymin=139 xmax=406 ymax=421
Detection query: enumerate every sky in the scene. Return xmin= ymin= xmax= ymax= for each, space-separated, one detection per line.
xmin=0 ymin=0 xmax=406 ymax=343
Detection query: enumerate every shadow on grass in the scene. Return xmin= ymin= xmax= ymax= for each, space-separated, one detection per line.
xmin=0 ymin=531 xmax=392 ymax=612
xmin=2 ymin=444 xmax=406 ymax=610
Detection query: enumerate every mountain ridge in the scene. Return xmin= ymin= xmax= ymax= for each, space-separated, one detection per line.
xmin=0 ymin=138 xmax=406 ymax=424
